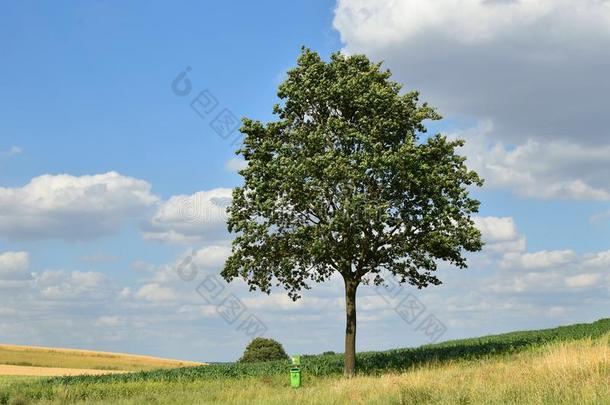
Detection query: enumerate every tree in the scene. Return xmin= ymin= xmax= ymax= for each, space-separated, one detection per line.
xmin=221 ymin=48 xmax=483 ymax=377
xmin=239 ymin=337 xmax=289 ymax=363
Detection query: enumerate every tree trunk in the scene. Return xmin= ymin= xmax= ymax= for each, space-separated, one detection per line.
xmin=343 ymin=277 xmax=358 ymax=378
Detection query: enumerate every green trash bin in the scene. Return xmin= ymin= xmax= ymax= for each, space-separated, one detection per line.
xmin=290 ymin=367 xmax=301 ymax=388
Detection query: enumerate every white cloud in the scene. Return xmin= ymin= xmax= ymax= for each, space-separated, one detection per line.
xmin=582 ymin=250 xmax=610 ymax=268
xmin=334 ymin=0 xmax=610 ymax=207
xmin=136 ymin=283 xmax=178 ymax=302
xmin=450 ymin=122 xmax=610 ymax=200
xmin=565 ymin=273 xmax=601 ymax=289
xmin=501 ymin=250 xmax=576 ymax=270
xmin=119 ymin=287 xmax=133 ymax=299
xmin=0 ymin=172 xmax=158 ymax=240
xmin=1 ymin=217 xmax=608 ymax=361
xmin=142 ymin=229 xmax=204 ymax=244
xmin=334 ymin=1 xmax=610 ymax=145
xmin=481 ymin=234 xmax=608 ymax=295
xmin=130 ymin=244 xmax=232 ymax=296
xmin=0 ymin=251 xmax=31 ymax=281
xmin=474 ymin=216 xmax=518 ymax=242
xmin=464 ymin=216 xmax=609 ymax=297
xmin=0 ymin=252 xmax=120 ymax=308
xmin=225 ymin=157 xmax=248 ymax=172
xmin=335 ymin=0 xmax=564 ymax=45
xmin=474 ymin=216 xmax=525 ymax=254
xmin=241 ymin=294 xmax=341 ymax=312
xmin=35 ymin=270 xmax=113 ymax=300
xmin=487 ymin=263 xmax=608 ymax=294
xmin=335 ymin=1 xmax=610 ymax=46
xmin=142 ymin=188 xmax=232 ymax=244
xmin=192 ymin=245 xmax=232 ymax=270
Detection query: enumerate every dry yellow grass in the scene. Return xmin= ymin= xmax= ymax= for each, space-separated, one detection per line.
xmin=0 ymin=344 xmax=204 ymax=373
xmin=6 ymin=334 xmax=608 ymax=404
xmin=0 ymin=365 xmax=128 ymax=377
xmin=313 ymin=335 xmax=610 ymax=404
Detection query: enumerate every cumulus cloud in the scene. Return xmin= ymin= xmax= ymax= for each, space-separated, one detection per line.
xmin=484 ymin=243 xmax=609 ymax=295
xmin=34 ymin=270 xmax=115 ymax=300
xmin=334 ymin=0 xmax=610 ymax=204
xmin=448 ymin=122 xmax=610 ymax=200
xmin=0 ymin=172 xmax=158 ymax=240
xmin=1 ymin=250 xmax=121 ymax=303
xmin=474 ymin=216 xmax=518 ymax=242
xmin=136 ymin=283 xmax=178 ymax=302
xmin=192 ymin=245 xmax=232 ymax=270
xmin=501 ymin=250 xmax=576 ymax=270
xmin=2 ymin=213 xmax=608 ymax=361
xmin=0 ymin=251 xmax=31 ymax=281
xmin=0 ymin=250 xmax=33 ymax=292
xmin=0 ymin=250 xmax=122 ymax=327
xmin=142 ymin=188 xmax=232 ymax=244
xmin=140 ymin=216 xmax=609 ymax=322
xmin=335 ymin=1 xmax=610 ymax=46
xmin=225 ymin=157 xmax=248 ymax=172
xmin=486 ymin=263 xmax=609 ymax=294
xmin=334 ymin=0 xmax=610 ymax=144
xmin=139 ymin=228 xmax=610 ymax=356
xmin=565 ymin=273 xmax=601 ymax=289
xmin=129 ymin=244 xmax=232 ymax=293
xmin=453 ymin=217 xmax=610 ymax=299
xmin=474 ymin=216 xmax=525 ymax=254
xmin=582 ymin=250 xmax=610 ymax=268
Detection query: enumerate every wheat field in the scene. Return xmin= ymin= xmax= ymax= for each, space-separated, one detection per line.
xmin=0 ymin=365 xmax=128 ymax=377
xmin=0 ymin=344 xmax=204 ymax=374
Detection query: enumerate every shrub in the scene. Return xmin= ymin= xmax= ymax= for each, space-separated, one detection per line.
xmin=239 ymin=338 xmax=289 ymax=363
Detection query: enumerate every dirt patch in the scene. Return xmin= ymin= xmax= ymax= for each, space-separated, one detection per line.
xmin=0 ymin=364 xmax=129 ymax=376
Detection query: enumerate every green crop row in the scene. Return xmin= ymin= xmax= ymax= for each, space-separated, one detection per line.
xmin=2 ymin=318 xmax=609 ymax=404
xmin=24 ymin=318 xmax=610 ymax=385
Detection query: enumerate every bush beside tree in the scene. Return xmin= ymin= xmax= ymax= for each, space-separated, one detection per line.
xmin=239 ymin=338 xmax=289 ymax=363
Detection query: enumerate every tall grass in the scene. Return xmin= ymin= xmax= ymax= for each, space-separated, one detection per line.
xmin=1 ymin=318 xmax=609 ymax=404
xmin=3 ymin=334 xmax=610 ymax=404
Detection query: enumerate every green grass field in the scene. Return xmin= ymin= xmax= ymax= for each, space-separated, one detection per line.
xmin=1 ymin=319 xmax=609 ymax=404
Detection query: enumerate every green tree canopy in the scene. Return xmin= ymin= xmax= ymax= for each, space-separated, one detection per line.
xmin=239 ymin=337 xmax=289 ymax=363
xmin=222 ymin=48 xmax=483 ymax=377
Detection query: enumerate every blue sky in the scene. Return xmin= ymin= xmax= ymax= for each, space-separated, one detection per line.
xmin=1 ymin=1 xmax=609 ymax=362
xmin=1 ymin=0 xmax=339 ymax=269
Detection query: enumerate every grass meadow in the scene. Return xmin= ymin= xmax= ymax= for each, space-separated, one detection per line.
xmin=1 ymin=319 xmax=609 ymax=404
